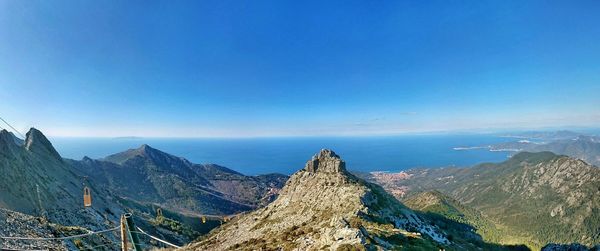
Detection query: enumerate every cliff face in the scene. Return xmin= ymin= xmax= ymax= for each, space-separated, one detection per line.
xmin=182 ymin=149 xmax=483 ymax=251
xmin=24 ymin=128 xmax=62 ymax=161
xmin=304 ymin=149 xmax=346 ymax=173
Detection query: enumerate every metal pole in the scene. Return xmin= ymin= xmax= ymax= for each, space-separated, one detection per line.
xmin=120 ymin=215 xmax=128 ymax=251
xmin=124 ymin=213 xmax=142 ymax=251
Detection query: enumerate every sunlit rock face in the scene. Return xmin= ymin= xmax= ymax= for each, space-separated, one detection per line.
xmin=304 ymin=149 xmax=346 ymax=173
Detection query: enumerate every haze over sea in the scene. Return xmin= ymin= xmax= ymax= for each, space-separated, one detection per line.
xmin=50 ymin=134 xmax=514 ymax=175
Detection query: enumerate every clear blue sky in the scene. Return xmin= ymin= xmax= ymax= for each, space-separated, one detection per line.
xmin=1 ymin=1 xmax=599 ymax=137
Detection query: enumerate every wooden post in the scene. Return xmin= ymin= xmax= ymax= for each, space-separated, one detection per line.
xmin=120 ymin=215 xmax=128 ymax=251
xmin=124 ymin=213 xmax=142 ymax=251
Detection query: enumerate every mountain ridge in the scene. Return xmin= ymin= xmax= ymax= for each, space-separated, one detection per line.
xmin=72 ymin=143 xmax=287 ymax=215
xmin=0 ymin=127 xmax=128 ymax=250
xmin=364 ymin=151 xmax=600 ymax=248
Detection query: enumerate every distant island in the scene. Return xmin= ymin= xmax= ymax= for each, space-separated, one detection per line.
xmin=453 ymin=130 xmax=600 ymax=166
xmin=112 ymin=136 xmax=144 ymax=140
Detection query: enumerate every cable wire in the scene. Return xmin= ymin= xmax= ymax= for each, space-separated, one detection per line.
xmin=134 ymin=227 xmax=181 ymax=248
xmin=0 ymin=116 xmax=25 ymax=138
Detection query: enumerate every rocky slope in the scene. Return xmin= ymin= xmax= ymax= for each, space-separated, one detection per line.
xmin=0 ymin=128 xmax=129 ymax=249
xmin=0 ymin=128 xmax=123 ymax=228
xmin=182 ymin=149 xmax=521 ymax=251
xmin=0 ymin=208 xmax=64 ymax=250
xmin=364 ymin=152 xmax=600 ymax=248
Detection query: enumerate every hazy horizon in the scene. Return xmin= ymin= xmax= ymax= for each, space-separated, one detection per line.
xmin=2 ymin=125 xmax=600 ymax=139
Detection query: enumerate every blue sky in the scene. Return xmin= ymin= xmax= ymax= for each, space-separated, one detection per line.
xmin=1 ymin=1 xmax=599 ymax=137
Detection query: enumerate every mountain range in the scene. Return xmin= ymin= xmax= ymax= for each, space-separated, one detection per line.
xmin=499 ymin=130 xmax=585 ymax=141
xmin=489 ymin=135 xmax=600 ymax=167
xmin=70 ymin=144 xmax=286 ymax=215
xmin=0 ymin=128 xmax=286 ymax=249
xmin=454 ymin=130 xmax=600 ymax=167
xmin=363 ymin=151 xmax=600 ymax=249
xmin=2 ymin=128 xmax=599 ymax=250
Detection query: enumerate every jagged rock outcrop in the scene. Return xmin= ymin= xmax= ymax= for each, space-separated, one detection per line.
xmin=182 ymin=149 xmax=463 ymax=251
xmin=0 ymin=128 xmax=119 ymax=226
xmin=304 ymin=149 xmax=346 ymax=173
xmin=24 ymin=127 xmax=62 ymax=161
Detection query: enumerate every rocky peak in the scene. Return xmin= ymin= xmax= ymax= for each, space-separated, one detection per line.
xmin=24 ymin=128 xmax=62 ymax=160
xmin=133 ymin=144 xmax=171 ymax=159
xmin=138 ymin=143 xmax=152 ymax=152
xmin=0 ymin=129 xmax=15 ymax=144
xmin=104 ymin=144 xmax=160 ymax=164
xmin=0 ymin=130 xmax=21 ymax=156
xmin=0 ymin=129 xmax=23 ymax=145
xmin=304 ymin=149 xmax=346 ymax=173
xmin=81 ymin=156 xmax=95 ymax=164
xmin=104 ymin=144 xmax=195 ymax=172
xmin=183 ymin=149 xmax=452 ymax=250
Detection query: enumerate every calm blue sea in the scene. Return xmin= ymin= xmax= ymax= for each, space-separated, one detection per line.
xmin=49 ymin=134 xmax=513 ymax=175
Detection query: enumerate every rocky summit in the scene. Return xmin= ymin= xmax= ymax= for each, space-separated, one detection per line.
xmin=304 ymin=149 xmax=346 ymax=173
xmin=181 ymin=149 xmax=514 ymax=251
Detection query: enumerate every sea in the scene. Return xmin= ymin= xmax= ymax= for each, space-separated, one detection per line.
xmin=49 ymin=134 xmax=515 ymax=175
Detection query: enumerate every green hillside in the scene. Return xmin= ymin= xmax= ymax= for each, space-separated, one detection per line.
xmin=367 ymin=152 xmax=600 ymax=249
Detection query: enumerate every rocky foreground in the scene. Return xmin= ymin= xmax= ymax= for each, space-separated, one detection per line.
xmin=0 ymin=208 xmax=64 ymax=250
